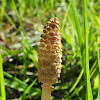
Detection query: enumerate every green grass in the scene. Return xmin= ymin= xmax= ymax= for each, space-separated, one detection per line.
xmin=0 ymin=0 xmax=100 ymax=99
xmin=0 ymin=53 xmax=6 ymax=100
xmin=18 ymin=78 xmax=37 ymax=100
xmin=97 ymin=21 xmax=100 ymax=100
xmin=0 ymin=0 xmax=6 ymax=25
xmin=83 ymin=0 xmax=93 ymax=99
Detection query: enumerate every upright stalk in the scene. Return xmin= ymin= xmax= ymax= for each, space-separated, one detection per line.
xmin=0 ymin=53 xmax=6 ymax=100
xmin=41 ymin=83 xmax=53 ymax=100
xmin=97 ymin=31 xmax=100 ymax=100
xmin=83 ymin=0 xmax=93 ymax=99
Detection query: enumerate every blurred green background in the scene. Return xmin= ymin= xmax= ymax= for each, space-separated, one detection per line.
xmin=0 ymin=0 xmax=100 ymax=100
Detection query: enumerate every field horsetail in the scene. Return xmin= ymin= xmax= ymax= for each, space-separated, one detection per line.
xmin=38 ymin=17 xmax=62 ymax=100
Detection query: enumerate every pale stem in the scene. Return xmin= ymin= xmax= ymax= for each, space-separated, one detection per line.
xmin=41 ymin=83 xmax=53 ymax=100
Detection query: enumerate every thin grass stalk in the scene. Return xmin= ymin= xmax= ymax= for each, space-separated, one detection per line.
xmin=0 ymin=0 xmax=7 ymax=45
xmin=0 ymin=53 xmax=6 ymax=100
xmin=61 ymin=3 xmax=71 ymax=33
xmin=69 ymin=69 xmax=84 ymax=93
xmin=4 ymin=11 xmax=17 ymax=31
xmin=0 ymin=0 xmax=6 ymax=26
xmin=18 ymin=79 xmax=37 ymax=100
xmin=70 ymin=0 xmax=83 ymax=48
xmin=97 ymin=31 xmax=100 ymax=100
xmin=83 ymin=0 xmax=93 ymax=99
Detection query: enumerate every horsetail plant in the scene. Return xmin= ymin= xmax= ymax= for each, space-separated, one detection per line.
xmin=38 ymin=17 xmax=62 ymax=100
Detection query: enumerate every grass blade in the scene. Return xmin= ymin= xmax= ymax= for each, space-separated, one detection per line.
xmin=4 ymin=11 xmax=17 ymax=31
xmin=97 ymin=31 xmax=100 ymax=99
xmin=18 ymin=79 xmax=37 ymax=100
xmin=61 ymin=3 xmax=71 ymax=32
xmin=70 ymin=0 xmax=83 ymax=47
xmin=82 ymin=0 xmax=93 ymax=99
xmin=69 ymin=69 xmax=84 ymax=93
xmin=0 ymin=53 xmax=6 ymax=100
xmin=0 ymin=0 xmax=6 ymax=26
xmin=0 ymin=97 xmax=4 ymax=100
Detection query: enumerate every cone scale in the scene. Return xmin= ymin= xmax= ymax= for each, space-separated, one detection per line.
xmin=38 ymin=17 xmax=62 ymax=100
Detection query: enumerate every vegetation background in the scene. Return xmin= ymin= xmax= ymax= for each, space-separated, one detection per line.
xmin=0 ymin=0 xmax=100 ymax=100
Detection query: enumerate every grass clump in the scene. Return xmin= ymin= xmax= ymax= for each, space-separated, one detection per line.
xmin=0 ymin=0 xmax=100 ymax=100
